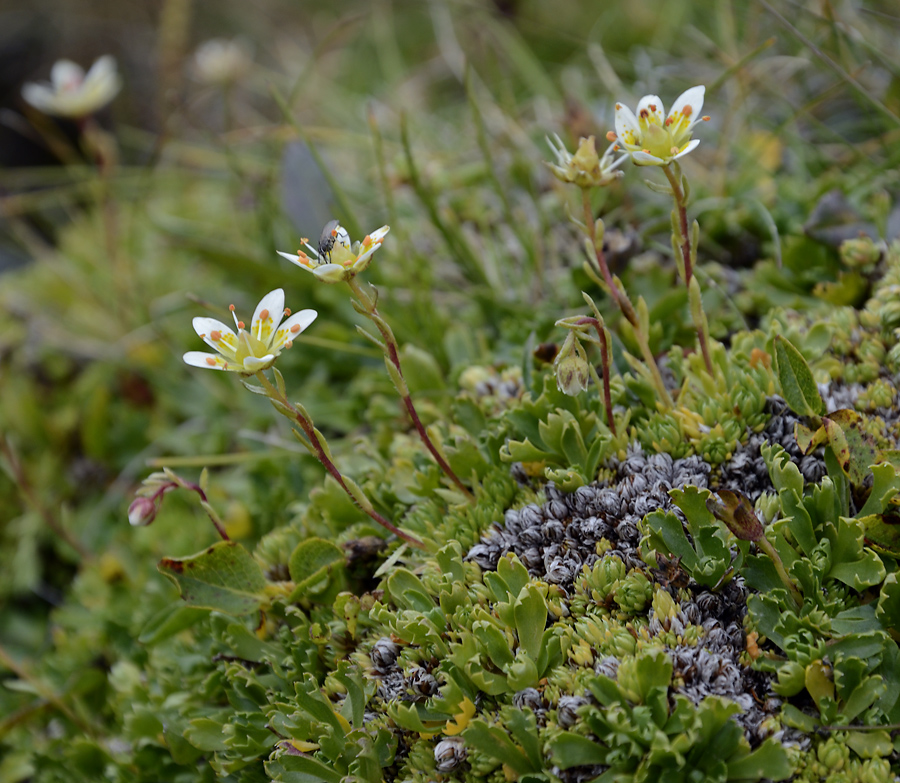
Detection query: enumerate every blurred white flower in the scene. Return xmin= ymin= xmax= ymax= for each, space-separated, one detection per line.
xmin=610 ymin=86 xmax=709 ymax=166
xmin=277 ymin=223 xmax=390 ymax=284
xmin=192 ymin=38 xmax=253 ymax=86
xmin=22 ymin=56 xmax=122 ymax=118
xmin=183 ymin=289 xmax=317 ymax=374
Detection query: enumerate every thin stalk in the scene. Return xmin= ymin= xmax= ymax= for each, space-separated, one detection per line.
xmin=574 ymin=317 xmax=616 ymax=436
xmin=757 ymin=535 xmax=803 ymax=609
xmin=581 ymin=191 xmax=673 ymax=408
xmin=662 ymin=164 xmax=714 ymax=375
xmin=345 ymin=277 xmax=477 ymax=502
xmin=255 ymin=371 xmax=426 ymax=549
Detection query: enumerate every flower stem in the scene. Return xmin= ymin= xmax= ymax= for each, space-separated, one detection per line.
xmin=574 ymin=317 xmax=616 ymax=436
xmin=254 ymin=372 xmax=426 ymax=549
xmin=581 ymin=191 xmax=673 ymax=409
xmin=757 ymin=534 xmax=803 ymax=609
xmin=662 ymin=164 xmax=714 ymax=375
xmin=344 ymin=277 xmax=476 ymax=503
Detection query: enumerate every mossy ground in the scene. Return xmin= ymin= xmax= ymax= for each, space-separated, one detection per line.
xmin=2 ymin=2 xmax=900 ymax=782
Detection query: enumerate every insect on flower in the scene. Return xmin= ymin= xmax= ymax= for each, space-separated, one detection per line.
xmin=183 ymin=288 xmax=316 ymax=374
xmin=277 ymin=222 xmax=389 ymax=284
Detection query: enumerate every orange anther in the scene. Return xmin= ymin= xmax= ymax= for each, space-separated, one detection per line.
xmin=613 ymin=144 xmax=620 ymax=150
xmin=615 ymin=103 xmax=621 ymax=109
xmin=290 ymin=324 xmax=301 ymax=333
xmin=237 ymin=321 xmax=245 ymax=329
xmin=649 ymin=104 xmax=657 ymax=112
xmin=665 ymin=117 xmax=673 ymax=126
xmin=639 ymin=109 xmax=649 ymax=119
xmin=284 ymin=308 xmax=291 ymax=316
xmin=331 ymin=228 xmax=338 ymax=237
xmin=670 ymin=147 xmax=678 ymax=155
xmin=206 ymin=357 xmax=217 ymax=366
xmin=229 ymin=304 xmax=236 ymax=311
xmin=285 ymin=340 xmax=293 ymax=348
xmin=702 ymin=115 xmax=710 ymax=121
xmin=210 ymin=330 xmax=222 ymax=341
xmin=259 ymin=309 xmax=269 ymax=321
xmin=682 ymin=105 xmax=693 ymax=118
xmin=363 ymin=235 xmax=371 ymax=244
xmin=300 ymin=237 xmax=309 ymax=244
xmin=641 ymin=149 xmax=650 ymax=154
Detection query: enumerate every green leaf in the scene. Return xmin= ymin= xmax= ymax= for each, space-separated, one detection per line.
xmin=184 ymin=717 xmax=230 ymax=752
xmin=138 ymin=603 xmax=207 ymax=644
xmin=548 ymin=733 xmax=608 ymax=769
xmin=726 ymin=739 xmax=792 ymax=781
xmin=385 ymin=568 xmax=435 ymax=613
xmin=773 ymin=335 xmax=825 ymax=417
xmin=822 ymin=409 xmax=877 ymax=485
xmin=157 ymin=541 xmax=267 ymax=615
xmin=266 ymin=755 xmax=344 ymax=783
xmin=464 ymin=719 xmax=539 ymax=774
xmin=288 ymin=538 xmax=347 ymax=602
xmin=513 ymin=583 xmax=548 ymax=662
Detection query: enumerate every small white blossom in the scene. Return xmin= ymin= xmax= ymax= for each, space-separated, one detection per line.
xmin=183 ymin=289 xmax=316 ymax=374
xmin=22 ymin=56 xmax=122 ymax=119
xmin=192 ymin=38 xmax=253 ymax=86
xmin=611 ymin=86 xmax=708 ymax=166
xmin=277 ymin=223 xmax=389 ymax=284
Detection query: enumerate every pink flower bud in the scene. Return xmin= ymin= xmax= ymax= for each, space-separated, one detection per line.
xmin=128 ymin=496 xmax=157 ymax=527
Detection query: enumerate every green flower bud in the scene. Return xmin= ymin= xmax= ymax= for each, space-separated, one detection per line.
xmin=555 ymin=332 xmax=591 ymax=396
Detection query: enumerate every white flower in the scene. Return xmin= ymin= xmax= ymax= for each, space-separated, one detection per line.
xmin=277 ymin=223 xmax=390 ymax=284
xmin=183 ymin=289 xmax=316 ymax=374
xmin=610 ymin=86 xmax=708 ymax=166
xmin=22 ymin=56 xmax=122 ymax=119
xmin=192 ymin=38 xmax=252 ymax=86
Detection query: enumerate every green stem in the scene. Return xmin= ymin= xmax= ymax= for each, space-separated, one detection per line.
xmin=254 ymin=372 xmax=425 ymax=549
xmin=662 ymin=164 xmax=714 ymax=375
xmin=574 ymin=317 xmax=616 ymax=436
xmin=345 ymin=277 xmax=477 ymax=503
xmin=581 ymin=190 xmax=673 ymax=409
xmin=757 ymin=535 xmax=803 ymax=608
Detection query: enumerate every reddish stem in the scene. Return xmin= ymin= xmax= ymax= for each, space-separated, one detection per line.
xmin=575 ymin=317 xmax=616 ymax=435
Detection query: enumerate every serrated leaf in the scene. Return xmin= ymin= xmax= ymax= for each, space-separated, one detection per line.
xmin=158 ymin=541 xmax=267 ymax=615
xmin=773 ymin=335 xmax=825 ymax=417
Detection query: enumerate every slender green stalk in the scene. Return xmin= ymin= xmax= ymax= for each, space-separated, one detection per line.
xmin=662 ymin=164 xmax=714 ymax=375
xmin=254 ymin=371 xmax=426 ymax=549
xmin=757 ymin=535 xmax=803 ymax=609
xmin=573 ymin=317 xmax=616 ymax=436
xmin=345 ymin=277 xmax=477 ymax=503
xmin=581 ymin=191 xmax=673 ymax=408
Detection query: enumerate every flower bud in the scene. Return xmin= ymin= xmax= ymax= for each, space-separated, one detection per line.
xmin=128 ymin=496 xmax=157 ymax=527
xmin=706 ymin=489 xmax=763 ymax=541
xmin=839 ymin=236 xmax=882 ymax=269
xmin=555 ymin=332 xmax=590 ymax=396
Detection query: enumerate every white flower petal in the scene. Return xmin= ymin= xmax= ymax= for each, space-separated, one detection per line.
xmin=311 ymin=263 xmax=348 ymax=283
xmin=668 ymin=85 xmax=705 ymax=124
xmin=672 ymin=139 xmax=701 ymax=160
xmin=242 ymin=354 xmax=275 ymax=372
xmin=272 ymin=309 xmax=318 ymax=351
xmin=21 ymin=83 xmax=56 ymax=113
xmin=630 ymin=150 xmax=665 ymax=166
xmin=368 ymin=225 xmax=390 ymax=242
xmin=192 ymin=317 xmax=237 ymax=354
xmin=277 ymin=250 xmax=316 ymax=269
xmin=614 ymin=102 xmax=641 ymax=148
xmin=635 ymin=94 xmax=665 ymax=126
xmin=50 ymin=60 xmax=84 ymax=90
xmin=251 ymin=289 xmax=285 ymax=347
xmin=84 ymin=55 xmax=117 ymax=84
xmin=183 ymin=351 xmax=229 ymax=370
